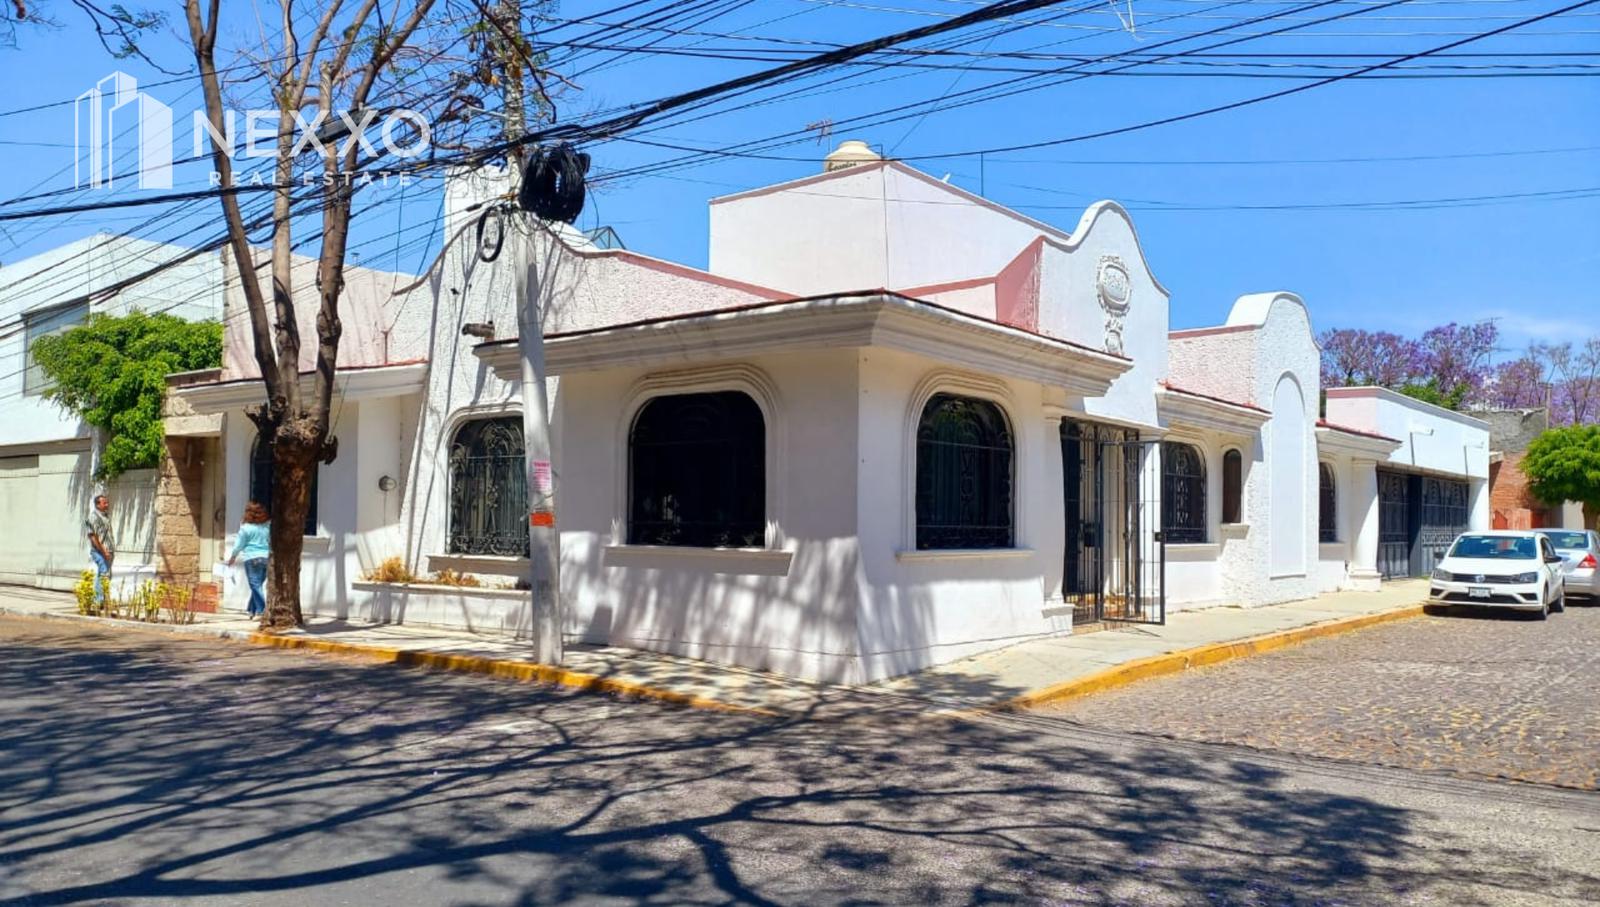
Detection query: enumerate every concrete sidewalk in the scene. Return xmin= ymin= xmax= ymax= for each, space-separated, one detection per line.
xmin=0 ymin=581 xmax=1429 ymax=717
xmin=880 ymin=581 xmax=1429 ymax=709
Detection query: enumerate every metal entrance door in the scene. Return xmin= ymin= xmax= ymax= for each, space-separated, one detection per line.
xmin=1062 ymin=421 xmax=1166 ymax=625
xmin=1416 ymin=476 xmax=1470 ymax=576
xmin=1377 ymin=471 xmax=1470 ymax=577
xmin=1376 ymin=470 xmax=1412 ymax=578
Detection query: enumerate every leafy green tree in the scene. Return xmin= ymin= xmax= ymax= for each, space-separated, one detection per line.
xmin=1521 ymin=425 xmax=1600 ymax=530
xmin=31 ymin=310 xmax=222 ymax=479
xmin=1398 ymin=379 xmax=1468 ymax=411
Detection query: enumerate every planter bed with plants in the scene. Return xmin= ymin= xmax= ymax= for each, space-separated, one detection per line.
xmin=74 ymin=571 xmax=206 ymax=626
xmin=345 ymin=558 xmax=531 ymax=636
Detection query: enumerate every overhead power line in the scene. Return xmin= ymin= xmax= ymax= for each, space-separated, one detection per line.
xmin=454 ymin=0 xmax=1109 ymax=165
xmin=909 ymin=0 xmax=1600 ymax=160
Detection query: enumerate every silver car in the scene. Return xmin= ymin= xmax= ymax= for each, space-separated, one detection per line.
xmin=1535 ymin=529 xmax=1600 ymax=599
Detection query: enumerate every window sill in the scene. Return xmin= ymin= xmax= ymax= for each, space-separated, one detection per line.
xmin=1319 ymin=541 xmax=1344 ymax=550
xmin=603 ymin=544 xmax=793 ymax=576
xmin=1219 ymin=522 xmax=1250 ymax=539
xmin=896 ymin=548 xmax=1035 ymax=563
xmin=427 ymin=553 xmax=530 ymax=577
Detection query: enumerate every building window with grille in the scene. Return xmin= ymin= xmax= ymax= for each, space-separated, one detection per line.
xmin=915 ymin=393 xmax=1014 ymax=549
xmin=1319 ymin=463 xmax=1338 ymax=543
xmin=1222 ymin=449 xmax=1243 ymax=524
xmin=629 ymin=391 xmax=766 ymax=548
xmin=250 ymin=432 xmax=319 ymax=536
xmin=1162 ymin=441 xmax=1207 ymax=544
xmin=448 ymin=417 xmax=529 ymax=556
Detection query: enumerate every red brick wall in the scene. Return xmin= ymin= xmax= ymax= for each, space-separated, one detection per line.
xmin=1490 ymin=453 xmax=1559 ymax=529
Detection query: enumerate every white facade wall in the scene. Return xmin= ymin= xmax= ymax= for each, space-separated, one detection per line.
xmin=1326 ymin=387 xmax=1493 ymax=485
xmin=854 ymin=348 xmax=1057 ymax=680
xmin=389 ymin=175 xmax=785 ymax=593
xmin=556 ymin=350 xmax=864 ymax=682
xmin=1038 ymin=203 xmax=1170 ymax=429
xmin=1160 ymin=426 xmax=1244 ymax=611
xmin=1164 ymin=294 xmax=1325 ymax=607
xmin=217 ymin=395 xmax=417 ymax=617
xmin=708 ymin=163 xmax=1068 ymax=297
xmin=178 ymin=156 xmax=1496 ymax=683
xmin=1315 ymin=454 xmax=1360 ymax=592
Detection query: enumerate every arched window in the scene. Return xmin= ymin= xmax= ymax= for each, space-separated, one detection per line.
xmin=449 ymin=417 xmax=529 ymax=556
xmin=1162 ymin=442 xmax=1207 ymax=544
xmin=1222 ymin=449 xmax=1243 ymax=524
xmin=1319 ymin=463 xmax=1338 ymax=543
xmin=249 ymin=432 xmax=318 ymax=537
xmin=629 ymin=391 xmax=765 ymax=548
xmin=915 ymin=393 xmax=1014 ymax=549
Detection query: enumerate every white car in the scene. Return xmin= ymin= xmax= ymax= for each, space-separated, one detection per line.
xmin=1534 ymin=529 xmax=1600 ymax=600
xmin=1428 ymin=530 xmax=1567 ymax=619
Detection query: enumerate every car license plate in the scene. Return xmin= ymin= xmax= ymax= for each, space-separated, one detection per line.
xmin=1468 ymin=586 xmax=1492 ymax=599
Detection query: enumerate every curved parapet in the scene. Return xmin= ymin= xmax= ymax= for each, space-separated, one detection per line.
xmin=1059 ymin=200 xmax=1172 ymax=301
xmin=1225 ymin=291 xmax=1312 ymax=332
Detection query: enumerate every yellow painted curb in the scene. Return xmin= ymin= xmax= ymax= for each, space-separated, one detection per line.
xmin=245 ymin=632 xmax=779 ymax=717
xmin=999 ymin=604 xmax=1426 ymax=711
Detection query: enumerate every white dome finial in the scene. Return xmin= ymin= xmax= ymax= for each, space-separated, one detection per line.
xmin=823 ymin=140 xmax=882 ymax=173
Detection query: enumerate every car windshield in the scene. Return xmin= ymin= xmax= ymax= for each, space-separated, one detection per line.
xmin=1448 ymin=535 xmax=1537 ymax=560
xmin=1536 ymin=531 xmax=1589 ymax=550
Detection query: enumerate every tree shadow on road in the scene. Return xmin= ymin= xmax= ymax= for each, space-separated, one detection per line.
xmin=1 ymin=621 xmax=1596 ymax=906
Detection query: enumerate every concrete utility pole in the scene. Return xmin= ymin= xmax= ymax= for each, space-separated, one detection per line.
xmin=513 ymin=222 xmax=562 ymax=664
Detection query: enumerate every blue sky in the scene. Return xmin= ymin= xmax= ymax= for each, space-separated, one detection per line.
xmin=1 ymin=0 xmax=1596 ymax=353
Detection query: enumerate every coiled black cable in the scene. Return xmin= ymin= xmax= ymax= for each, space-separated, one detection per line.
xmin=517 ymin=144 xmax=591 ymax=223
xmin=475 ymin=206 xmax=506 ymax=263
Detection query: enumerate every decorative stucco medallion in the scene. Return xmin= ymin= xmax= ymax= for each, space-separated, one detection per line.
xmin=1096 ymin=254 xmax=1131 ymax=355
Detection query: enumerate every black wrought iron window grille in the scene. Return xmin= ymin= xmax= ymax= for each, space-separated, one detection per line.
xmin=629 ymin=391 xmax=766 ymax=548
xmin=916 ymin=393 xmax=1015 ymax=550
xmin=249 ymin=432 xmax=319 ymax=536
xmin=448 ymin=417 xmax=530 ymax=557
xmin=1421 ymin=476 xmax=1469 ymax=529
xmin=1161 ymin=441 xmax=1207 ymax=544
xmin=1318 ymin=463 xmax=1338 ymax=543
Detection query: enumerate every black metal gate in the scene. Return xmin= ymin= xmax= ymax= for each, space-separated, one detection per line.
xmin=1377 ymin=470 xmax=1470 ymax=578
xmin=1062 ymin=421 xmax=1165 ymax=625
xmin=1377 ymin=470 xmax=1411 ymax=579
xmin=1417 ymin=476 xmax=1470 ymax=576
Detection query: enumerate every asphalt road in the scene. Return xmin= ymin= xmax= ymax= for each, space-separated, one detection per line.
xmin=1049 ymin=600 xmax=1600 ymax=790
xmin=1 ymin=614 xmax=1597 ymax=906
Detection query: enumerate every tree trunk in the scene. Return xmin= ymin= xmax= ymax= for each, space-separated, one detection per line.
xmin=263 ymin=418 xmax=322 ymax=629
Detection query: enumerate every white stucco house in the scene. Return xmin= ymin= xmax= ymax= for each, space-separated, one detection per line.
xmin=164 ymin=143 xmax=1489 ymax=683
xmin=0 ymin=233 xmax=223 ymax=590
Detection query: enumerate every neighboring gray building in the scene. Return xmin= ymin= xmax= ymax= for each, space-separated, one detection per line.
xmin=1480 ymin=407 xmax=1548 ymax=455
xmin=0 ymin=233 xmax=223 ymax=590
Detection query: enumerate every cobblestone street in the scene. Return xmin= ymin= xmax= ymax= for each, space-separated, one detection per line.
xmin=1046 ymin=601 xmax=1600 ymax=789
xmin=3 ymin=614 xmax=1599 ymax=905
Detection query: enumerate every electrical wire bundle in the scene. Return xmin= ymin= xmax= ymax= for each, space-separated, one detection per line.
xmin=516 ymin=144 xmax=592 ymax=223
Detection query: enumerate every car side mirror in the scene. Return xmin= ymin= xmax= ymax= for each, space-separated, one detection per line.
xmin=1545 ymin=555 xmax=1562 ymax=564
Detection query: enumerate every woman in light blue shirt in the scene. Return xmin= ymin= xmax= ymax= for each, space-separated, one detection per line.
xmin=228 ymin=500 xmax=271 ymax=619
